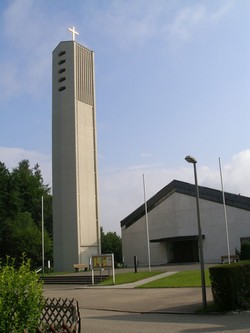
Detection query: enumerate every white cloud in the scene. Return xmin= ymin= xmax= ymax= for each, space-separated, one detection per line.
xmin=0 ymin=147 xmax=51 ymax=187
xmin=99 ymin=150 xmax=250 ymax=234
xmin=210 ymin=1 xmax=236 ymax=22
xmin=1 ymin=146 xmax=250 ymax=234
xmin=165 ymin=1 xmax=235 ymax=46
xmin=167 ymin=5 xmax=206 ymax=43
xmin=219 ymin=151 xmax=250 ymax=195
xmin=0 ymin=0 xmax=237 ymax=100
xmin=88 ymin=1 xmax=236 ymax=52
xmin=0 ymin=0 xmax=65 ymax=99
xmin=91 ymin=0 xmax=165 ymax=49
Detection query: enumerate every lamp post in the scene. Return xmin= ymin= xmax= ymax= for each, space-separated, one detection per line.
xmin=185 ymin=155 xmax=207 ymax=308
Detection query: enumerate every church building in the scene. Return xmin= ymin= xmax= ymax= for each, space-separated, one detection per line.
xmin=121 ymin=180 xmax=250 ymax=267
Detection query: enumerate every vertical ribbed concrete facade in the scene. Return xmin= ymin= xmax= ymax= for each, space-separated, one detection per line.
xmin=52 ymin=41 xmax=100 ymax=272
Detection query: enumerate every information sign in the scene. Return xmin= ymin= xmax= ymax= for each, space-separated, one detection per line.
xmin=92 ymin=254 xmax=112 ymax=269
xmin=91 ymin=253 xmax=115 ymax=285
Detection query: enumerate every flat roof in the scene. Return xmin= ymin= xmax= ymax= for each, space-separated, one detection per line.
xmin=120 ymin=179 xmax=250 ymax=230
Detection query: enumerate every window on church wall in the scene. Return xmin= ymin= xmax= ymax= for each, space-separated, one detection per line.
xmin=58 ymin=77 xmax=66 ymax=83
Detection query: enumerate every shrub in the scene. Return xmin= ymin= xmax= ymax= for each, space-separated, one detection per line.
xmin=0 ymin=256 xmax=44 ymax=333
xmin=209 ymin=262 xmax=250 ymax=311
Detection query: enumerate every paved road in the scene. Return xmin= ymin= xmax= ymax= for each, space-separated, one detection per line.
xmin=43 ymin=286 xmax=250 ymax=332
xmin=44 ymin=285 xmax=213 ymax=314
xmin=43 ymin=265 xmax=250 ymax=332
xmin=81 ymin=309 xmax=250 ymax=333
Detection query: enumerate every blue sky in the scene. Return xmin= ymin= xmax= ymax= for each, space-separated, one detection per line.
xmin=0 ymin=0 xmax=250 ymax=234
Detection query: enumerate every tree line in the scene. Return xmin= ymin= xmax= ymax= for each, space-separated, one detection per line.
xmin=0 ymin=159 xmax=122 ymax=269
xmin=0 ymin=160 xmax=53 ymax=268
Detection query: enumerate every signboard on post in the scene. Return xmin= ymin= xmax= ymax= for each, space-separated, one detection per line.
xmin=92 ymin=254 xmax=112 ymax=269
xmin=91 ymin=254 xmax=115 ymax=285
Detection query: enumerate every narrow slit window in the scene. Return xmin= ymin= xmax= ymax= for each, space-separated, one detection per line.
xmin=58 ymin=77 xmax=66 ymax=83
xmin=58 ymin=68 xmax=65 ymax=74
xmin=58 ymin=51 xmax=66 ymax=56
xmin=58 ymin=59 xmax=65 ymax=65
xmin=58 ymin=86 xmax=66 ymax=92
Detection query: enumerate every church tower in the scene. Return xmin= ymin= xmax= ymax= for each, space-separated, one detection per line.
xmin=52 ymin=28 xmax=100 ymax=271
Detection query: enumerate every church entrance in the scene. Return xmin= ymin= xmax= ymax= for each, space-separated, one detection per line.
xmin=151 ymin=235 xmax=203 ymax=264
xmin=172 ymin=239 xmax=199 ymax=263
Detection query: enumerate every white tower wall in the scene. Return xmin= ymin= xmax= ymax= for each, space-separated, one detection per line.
xmin=52 ymin=41 xmax=100 ymax=272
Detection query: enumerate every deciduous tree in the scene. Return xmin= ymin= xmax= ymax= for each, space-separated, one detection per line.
xmin=0 ymin=160 xmax=53 ymax=268
xmin=101 ymin=227 xmax=122 ymax=265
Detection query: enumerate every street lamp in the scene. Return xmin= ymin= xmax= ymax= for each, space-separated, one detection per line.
xmin=185 ymin=155 xmax=207 ymax=308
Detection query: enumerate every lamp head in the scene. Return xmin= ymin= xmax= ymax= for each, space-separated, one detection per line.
xmin=185 ymin=155 xmax=197 ymax=164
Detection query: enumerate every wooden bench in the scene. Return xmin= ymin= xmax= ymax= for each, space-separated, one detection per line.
xmin=221 ymin=255 xmax=239 ymax=264
xmin=73 ymin=264 xmax=88 ymax=272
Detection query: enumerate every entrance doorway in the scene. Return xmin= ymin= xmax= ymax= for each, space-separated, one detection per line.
xmin=172 ymin=239 xmax=199 ymax=263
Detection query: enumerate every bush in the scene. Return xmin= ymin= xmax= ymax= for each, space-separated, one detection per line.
xmin=0 ymin=256 xmax=44 ymax=333
xmin=240 ymin=242 xmax=250 ymax=260
xmin=209 ymin=262 xmax=250 ymax=311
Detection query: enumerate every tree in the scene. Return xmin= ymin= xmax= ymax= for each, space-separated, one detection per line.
xmin=0 ymin=160 xmax=53 ymax=268
xmin=0 ymin=162 xmax=10 ymax=219
xmin=10 ymin=160 xmax=51 ymax=224
xmin=101 ymin=228 xmax=122 ymax=265
xmin=5 ymin=212 xmax=52 ymax=268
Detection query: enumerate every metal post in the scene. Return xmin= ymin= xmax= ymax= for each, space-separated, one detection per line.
xmin=143 ymin=174 xmax=151 ymax=272
xmin=41 ymin=196 xmax=45 ymax=275
xmin=193 ymin=162 xmax=207 ymax=308
xmin=219 ymin=157 xmax=231 ymax=264
xmin=134 ymin=256 xmax=137 ymax=273
xmin=185 ymin=155 xmax=207 ymax=308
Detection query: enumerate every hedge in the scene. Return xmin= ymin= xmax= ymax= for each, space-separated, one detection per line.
xmin=209 ymin=262 xmax=250 ymax=311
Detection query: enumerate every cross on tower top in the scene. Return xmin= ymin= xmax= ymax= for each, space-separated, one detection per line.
xmin=68 ymin=26 xmax=79 ymax=41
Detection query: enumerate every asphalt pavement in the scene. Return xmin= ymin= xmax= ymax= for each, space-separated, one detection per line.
xmin=43 ymin=264 xmax=250 ymax=332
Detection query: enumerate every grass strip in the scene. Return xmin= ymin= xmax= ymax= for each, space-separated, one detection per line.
xmin=99 ymin=271 xmax=164 ymax=286
xmin=138 ymin=269 xmax=211 ymax=288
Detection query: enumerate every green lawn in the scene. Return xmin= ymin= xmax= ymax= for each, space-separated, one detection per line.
xmin=99 ymin=271 xmax=163 ymax=285
xmin=99 ymin=269 xmax=211 ymax=287
xmin=139 ymin=269 xmax=211 ymax=288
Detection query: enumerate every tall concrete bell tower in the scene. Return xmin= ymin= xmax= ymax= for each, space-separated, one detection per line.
xmin=52 ymin=27 xmax=100 ymax=271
